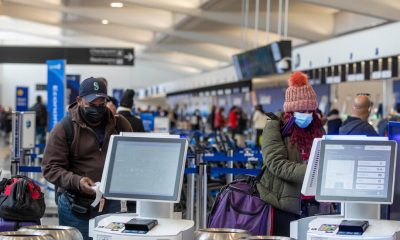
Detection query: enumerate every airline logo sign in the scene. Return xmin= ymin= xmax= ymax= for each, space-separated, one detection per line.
xmin=15 ymin=87 xmax=29 ymax=111
xmin=47 ymin=59 xmax=66 ymax=131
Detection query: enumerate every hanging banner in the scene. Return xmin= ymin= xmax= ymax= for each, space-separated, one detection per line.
xmin=140 ymin=113 xmax=155 ymax=132
xmin=112 ymin=89 xmax=124 ymax=105
xmin=66 ymin=74 xmax=81 ymax=105
xmin=15 ymin=87 xmax=29 ymax=111
xmin=47 ymin=59 xmax=66 ymax=131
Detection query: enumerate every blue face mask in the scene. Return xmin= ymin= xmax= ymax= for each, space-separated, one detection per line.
xmin=294 ymin=112 xmax=313 ymax=128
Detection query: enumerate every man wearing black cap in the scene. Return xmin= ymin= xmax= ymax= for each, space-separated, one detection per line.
xmin=42 ymin=77 xmax=132 ymax=239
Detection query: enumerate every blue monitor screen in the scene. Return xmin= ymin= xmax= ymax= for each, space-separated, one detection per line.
xmin=388 ymin=122 xmax=400 ymax=142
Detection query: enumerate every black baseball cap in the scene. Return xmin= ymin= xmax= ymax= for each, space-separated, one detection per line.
xmin=79 ymin=77 xmax=107 ymax=102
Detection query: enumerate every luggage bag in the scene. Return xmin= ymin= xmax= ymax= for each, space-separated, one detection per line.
xmin=207 ymin=168 xmax=273 ymax=236
xmin=0 ymin=218 xmax=39 ymax=232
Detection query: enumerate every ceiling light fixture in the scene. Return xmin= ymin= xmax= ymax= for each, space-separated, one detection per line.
xmin=102 ymin=19 xmax=109 ymax=25
xmin=110 ymin=2 xmax=124 ymax=8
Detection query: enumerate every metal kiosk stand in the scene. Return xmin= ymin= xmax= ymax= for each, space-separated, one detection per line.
xmin=11 ymin=111 xmax=36 ymax=176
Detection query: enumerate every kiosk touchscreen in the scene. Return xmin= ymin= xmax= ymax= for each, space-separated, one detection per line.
xmin=316 ymin=140 xmax=396 ymax=203
xmin=100 ymin=135 xmax=188 ymax=202
xmin=302 ymin=136 xmax=388 ymax=197
xmin=304 ymin=140 xmax=400 ymax=240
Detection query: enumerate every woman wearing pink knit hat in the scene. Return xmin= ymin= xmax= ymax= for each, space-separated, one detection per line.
xmin=257 ymin=71 xmax=325 ymax=236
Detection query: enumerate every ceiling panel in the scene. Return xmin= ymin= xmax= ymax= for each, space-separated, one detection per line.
xmin=0 ymin=0 xmax=392 ymax=87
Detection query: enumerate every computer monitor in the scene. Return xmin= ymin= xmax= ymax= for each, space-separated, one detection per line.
xmin=100 ymin=135 xmax=188 ymax=203
xmin=316 ymin=140 xmax=397 ymax=203
xmin=302 ymin=136 xmax=388 ymax=196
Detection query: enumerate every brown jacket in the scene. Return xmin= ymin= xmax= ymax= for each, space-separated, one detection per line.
xmin=42 ymin=103 xmax=132 ymax=193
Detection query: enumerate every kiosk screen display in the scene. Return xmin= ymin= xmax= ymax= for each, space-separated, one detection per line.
xmin=317 ymin=140 xmax=396 ymax=203
xmin=103 ymin=136 xmax=187 ymax=202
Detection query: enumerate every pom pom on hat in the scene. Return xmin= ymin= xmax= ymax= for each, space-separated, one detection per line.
xmin=283 ymin=71 xmax=317 ymax=112
xmin=288 ymin=71 xmax=308 ymax=87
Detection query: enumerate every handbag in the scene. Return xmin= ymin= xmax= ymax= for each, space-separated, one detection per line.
xmin=63 ymin=192 xmax=94 ymax=217
xmin=0 ymin=176 xmax=45 ymax=221
xmin=207 ymin=168 xmax=273 ymax=236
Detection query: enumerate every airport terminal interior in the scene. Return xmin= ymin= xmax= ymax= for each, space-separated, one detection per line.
xmin=1 ymin=0 xmax=400 ymax=239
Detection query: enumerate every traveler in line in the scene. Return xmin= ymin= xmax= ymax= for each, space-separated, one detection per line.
xmin=42 ymin=77 xmax=132 ymax=239
xmin=326 ymin=109 xmax=342 ymax=135
xmin=30 ymin=95 xmax=48 ymax=146
xmin=214 ymin=107 xmax=226 ymax=131
xmin=117 ymin=89 xmax=145 ymax=132
xmin=257 ymin=72 xmax=325 ymax=236
xmin=106 ymin=96 xmax=118 ymax=115
xmin=339 ymin=93 xmax=378 ymax=136
xmin=252 ymin=104 xmax=267 ymax=147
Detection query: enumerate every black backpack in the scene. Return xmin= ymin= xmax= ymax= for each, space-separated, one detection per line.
xmin=0 ymin=176 xmax=45 ymax=221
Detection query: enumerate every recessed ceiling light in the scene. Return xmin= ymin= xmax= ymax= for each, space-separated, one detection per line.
xmin=102 ymin=19 xmax=109 ymax=25
xmin=110 ymin=2 xmax=124 ymax=8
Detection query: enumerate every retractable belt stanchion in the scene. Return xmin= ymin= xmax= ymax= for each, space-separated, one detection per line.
xmin=196 ymin=152 xmax=208 ymax=230
xmin=186 ymin=157 xmax=196 ymax=221
xmin=11 ymin=112 xmax=22 ymax=176
xmin=226 ymin=149 xmax=234 ymax=184
xmin=200 ymin=161 xmax=208 ymax=229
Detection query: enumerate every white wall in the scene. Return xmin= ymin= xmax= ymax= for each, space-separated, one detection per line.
xmin=0 ymin=60 xmax=189 ymax=108
xmin=293 ymin=21 xmax=400 ymax=70
xmin=139 ymin=66 xmax=238 ymax=98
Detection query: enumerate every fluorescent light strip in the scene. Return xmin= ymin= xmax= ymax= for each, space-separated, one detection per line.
xmin=110 ymin=2 xmax=124 ymax=8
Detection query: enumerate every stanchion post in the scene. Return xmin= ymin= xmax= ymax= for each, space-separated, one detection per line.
xmin=195 ymin=153 xmax=208 ymax=229
xmin=195 ymin=154 xmax=201 ymax=230
xmin=199 ymin=161 xmax=208 ymax=229
xmin=186 ymin=157 xmax=195 ymax=221
xmin=10 ymin=161 xmax=19 ymax=176
xmin=226 ymin=149 xmax=234 ymax=184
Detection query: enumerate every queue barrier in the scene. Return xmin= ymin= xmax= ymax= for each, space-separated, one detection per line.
xmin=35 ymin=144 xmax=46 ymax=149
xmin=203 ymin=152 xmax=263 ymax=162
xmin=19 ymin=166 xmax=42 ymax=173
xmin=184 ymin=167 xmax=261 ymax=176
xmin=210 ymin=167 xmax=261 ymax=176
xmin=185 ymin=167 xmax=198 ymax=174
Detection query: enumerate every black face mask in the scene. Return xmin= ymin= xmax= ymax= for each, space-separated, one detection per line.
xmin=80 ymin=106 xmax=107 ymax=124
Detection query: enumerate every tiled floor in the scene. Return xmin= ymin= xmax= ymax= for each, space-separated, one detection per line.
xmin=0 ymin=137 xmax=59 ymax=225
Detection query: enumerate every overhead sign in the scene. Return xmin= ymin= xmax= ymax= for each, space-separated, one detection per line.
xmin=88 ymin=48 xmax=134 ymax=66
xmin=0 ymin=47 xmax=134 ymax=66
xmin=47 ymin=59 xmax=66 ymax=131
xmin=15 ymin=87 xmax=29 ymax=111
xmin=66 ymin=74 xmax=81 ymax=105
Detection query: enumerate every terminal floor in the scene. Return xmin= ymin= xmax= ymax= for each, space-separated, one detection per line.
xmin=0 ymin=138 xmax=59 ymax=225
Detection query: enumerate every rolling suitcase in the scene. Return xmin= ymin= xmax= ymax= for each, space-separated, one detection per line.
xmin=0 ymin=218 xmax=39 ymax=232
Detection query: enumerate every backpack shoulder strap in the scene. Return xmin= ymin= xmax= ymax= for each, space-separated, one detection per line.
xmin=61 ymin=115 xmax=74 ymax=150
xmin=264 ymin=112 xmax=280 ymax=121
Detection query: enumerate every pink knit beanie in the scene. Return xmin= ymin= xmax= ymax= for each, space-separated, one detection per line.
xmin=283 ymin=71 xmax=318 ymax=112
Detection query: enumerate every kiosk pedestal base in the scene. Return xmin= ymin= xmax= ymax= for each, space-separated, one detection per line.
xmin=307 ymin=217 xmax=400 ymax=240
xmin=89 ymin=213 xmax=194 ymax=240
